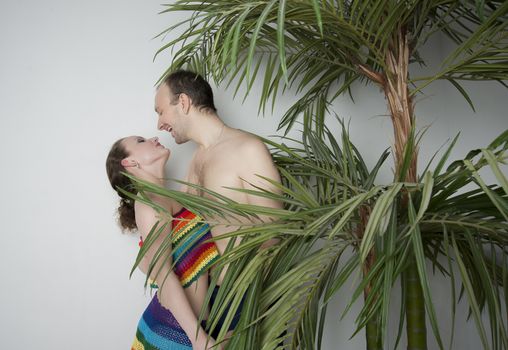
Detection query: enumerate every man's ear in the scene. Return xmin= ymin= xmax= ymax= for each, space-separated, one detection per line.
xmin=179 ymin=93 xmax=192 ymax=114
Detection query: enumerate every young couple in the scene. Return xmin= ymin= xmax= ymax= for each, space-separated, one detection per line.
xmin=106 ymin=70 xmax=283 ymax=349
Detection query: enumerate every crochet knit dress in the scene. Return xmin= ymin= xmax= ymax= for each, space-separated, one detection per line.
xmin=131 ymin=208 xmax=219 ymax=350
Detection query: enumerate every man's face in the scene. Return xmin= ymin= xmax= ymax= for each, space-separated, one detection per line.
xmin=155 ymin=84 xmax=189 ymax=144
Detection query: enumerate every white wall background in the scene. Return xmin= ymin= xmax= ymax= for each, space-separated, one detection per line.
xmin=0 ymin=1 xmax=506 ymax=349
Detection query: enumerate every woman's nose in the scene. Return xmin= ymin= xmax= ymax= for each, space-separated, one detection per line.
xmin=149 ymin=137 xmax=159 ymax=143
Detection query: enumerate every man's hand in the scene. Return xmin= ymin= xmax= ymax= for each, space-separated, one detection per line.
xmin=192 ymin=332 xmax=223 ymax=350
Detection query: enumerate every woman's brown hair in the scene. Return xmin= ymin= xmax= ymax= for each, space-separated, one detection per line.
xmin=106 ymin=138 xmax=137 ymax=231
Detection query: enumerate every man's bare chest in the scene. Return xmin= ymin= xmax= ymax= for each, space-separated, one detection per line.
xmin=187 ymin=154 xmax=244 ymax=198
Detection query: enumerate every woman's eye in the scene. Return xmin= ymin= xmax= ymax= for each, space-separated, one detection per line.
xmin=137 ymin=138 xmax=145 ymax=143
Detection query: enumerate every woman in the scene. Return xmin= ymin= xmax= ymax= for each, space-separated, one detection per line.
xmin=106 ymin=135 xmax=220 ymax=350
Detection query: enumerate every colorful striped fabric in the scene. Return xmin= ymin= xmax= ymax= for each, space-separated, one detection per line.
xmin=132 ymin=207 xmax=219 ymax=349
xmin=171 ymin=208 xmax=219 ymax=288
xmin=131 ymin=293 xmax=193 ymax=350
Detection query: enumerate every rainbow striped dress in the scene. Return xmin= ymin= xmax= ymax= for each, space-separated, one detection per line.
xmin=132 ymin=208 xmax=220 ymax=350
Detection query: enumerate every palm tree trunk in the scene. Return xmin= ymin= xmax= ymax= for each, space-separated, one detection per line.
xmin=403 ymin=256 xmax=428 ymax=350
xmin=383 ymin=29 xmax=418 ymax=183
xmin=357 ymin=205 xmax=383 ymax=350
xmin=363 ymin=251 xmax=382 ymax=350
xmin=357 ymin=26 xmax=425 ymax=350
xmin=383 ymin=28 xmax=426 ymax=350
xmin=366 ymin=315 xmax=382 ymax=350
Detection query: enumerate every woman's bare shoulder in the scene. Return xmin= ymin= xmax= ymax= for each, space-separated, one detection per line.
xmin=134 ymin=201 xmax=172 ymax=237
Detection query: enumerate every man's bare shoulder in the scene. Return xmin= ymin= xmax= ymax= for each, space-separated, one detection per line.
xmin=226 ymin=129 xmax=282 ymax=198
xmin=225 ymin=128 xmax=269 ymax=157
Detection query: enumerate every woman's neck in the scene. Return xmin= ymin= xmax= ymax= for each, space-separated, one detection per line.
xmin=137 ymin=164 xmax=165 ymax=186
xmin=135 ymin=164 xmax=179 ymax=215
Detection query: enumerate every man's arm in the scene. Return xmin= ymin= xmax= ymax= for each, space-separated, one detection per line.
xmin=237 ymin=138 xmax=283 ymax=248
xmin=238 ymin=138 xmax=283 ymax=209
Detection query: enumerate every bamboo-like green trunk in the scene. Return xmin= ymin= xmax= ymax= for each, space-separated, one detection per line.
xmin=403 ymin=256 xmax=427 ymax=350
xmin=366 ymin=315 xmax=382 ymax=350
xmin=359 ymin=207 xmax=383 ymax=350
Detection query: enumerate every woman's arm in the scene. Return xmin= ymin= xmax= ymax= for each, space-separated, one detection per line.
xmin=136 ymin=203 xmax=216 ymax=349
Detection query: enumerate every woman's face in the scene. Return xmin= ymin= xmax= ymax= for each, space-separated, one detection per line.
xmin=121 ymin=136 xmax=170 ymax=167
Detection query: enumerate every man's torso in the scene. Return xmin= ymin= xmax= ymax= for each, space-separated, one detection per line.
xmin=187 ymin=127 xmax=254 ymax=228
xmin=185 ymin=127 xmax=282 ymax=284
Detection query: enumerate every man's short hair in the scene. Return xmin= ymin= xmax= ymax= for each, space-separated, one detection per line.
xmin=161 ymin=70 xmax=217 ymax=114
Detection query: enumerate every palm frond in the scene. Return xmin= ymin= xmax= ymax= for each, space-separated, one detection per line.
xmin=130 ymin=121 xmax=508 ymax=348
xmin=412 ymin=1 xmax=508 ymax=95
xmin=156 ymin=1 xmax=507 ymax=135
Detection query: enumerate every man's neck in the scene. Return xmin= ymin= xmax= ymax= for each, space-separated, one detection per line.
xmin=188 ymin=113 xmax=226 ymax=149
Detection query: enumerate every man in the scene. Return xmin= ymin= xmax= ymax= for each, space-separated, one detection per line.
xmin=154 ymin=70 xmax=283 ymax=337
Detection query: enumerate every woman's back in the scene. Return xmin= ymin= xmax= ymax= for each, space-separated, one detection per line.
xmin=134 ymin=201 xmax=213 ymax=317
xmin=106 ymin=135 xmax=221 ymax=349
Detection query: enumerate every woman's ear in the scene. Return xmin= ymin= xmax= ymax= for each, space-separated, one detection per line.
xmin=121 ymin=158 xmax=138 ymax=168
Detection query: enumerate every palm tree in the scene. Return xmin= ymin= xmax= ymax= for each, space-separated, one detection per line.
xmin=131 ymin=1 xmax=508 ymax=349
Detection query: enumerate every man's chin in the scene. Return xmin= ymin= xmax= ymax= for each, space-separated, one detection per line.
xmin=174 ymin=138 xmax=188 ymax=145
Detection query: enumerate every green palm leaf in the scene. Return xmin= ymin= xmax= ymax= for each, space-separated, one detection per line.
xmin=144 ymin=2 xmax=508 ymax=347
xmin=130 ymin=121 xmax=508 ymax=348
